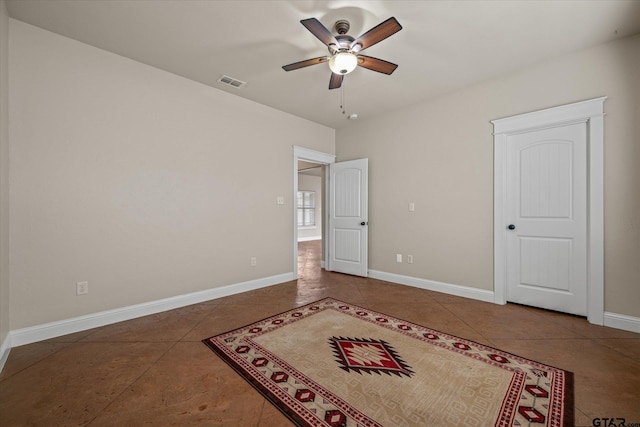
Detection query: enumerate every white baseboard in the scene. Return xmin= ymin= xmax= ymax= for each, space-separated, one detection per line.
xmin=369 ymin=270 xmax=639 ymax=335
xmin=4 ymin=269 xmax=637 ymax=374
xmin=604 ymin=312 xmax=640 ymax=334
xmin=368 ymin=270 xmax=495 ymax=303
xmin=321 ymin=261 xmax=326 ymax=269
xmin=9 ymin=272 xmax=295 ymax=348
xmin=0 ymin=333 xmax=11 ymax=374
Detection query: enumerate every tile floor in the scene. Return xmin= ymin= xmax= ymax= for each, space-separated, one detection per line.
xmin=1 ymin=240 xmax=639 ymax=426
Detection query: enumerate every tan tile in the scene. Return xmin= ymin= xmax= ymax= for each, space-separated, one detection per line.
xmin=0 ymin=342 xmax=70 ymax=381
xmin=443 ymin=301 xmax=585 ymax=340
xmin=43 ymin=327 xmax=98 ymax=343
xmin=425 ymin=290 xmax=490 ymax=304
xmin=0 ymin=342 xmax=170 ymax=426
xmin=594 ymin=338 xmax=640 ymax=361
xmin=90 ymin=342 xmax=265 ymax=426
xmin=258 ymin=400 xmax=295 ymax=426
xmin=543 ymin=310 xmax=640 ymax=339
xmin=575 ymin=408 xmax=593 ymax=427
xmin=292 ymin=285 xmax=366 ymax=307
xmin=216 ymin=281 xmax=298 ymax=305
xmin=359 ymin=281 xmax=438 ymax=306
xmin=182 ymin=303 xmax=298 ymax=342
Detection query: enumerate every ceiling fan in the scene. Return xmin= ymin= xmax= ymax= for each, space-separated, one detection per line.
xmin=282 ymin=17 xmax=402 ymax=89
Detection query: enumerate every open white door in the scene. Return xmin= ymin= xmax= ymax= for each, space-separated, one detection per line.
xmin=328 ymin=159 xmax=368 ymax=277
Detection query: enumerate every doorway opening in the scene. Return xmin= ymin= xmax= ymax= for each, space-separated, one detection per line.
xmin=292 ymin=146 xmax=335 ymax=279
xmin=293 ymin=146 xmax=369 ymax=278
xmin=297 ymin=162 xmax=325 ymax=277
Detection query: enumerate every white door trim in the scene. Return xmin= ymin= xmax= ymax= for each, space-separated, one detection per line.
xmin=293 ymin=146 xmax=336 ymax=278
xmin=491 ymin=97 xmax=606 ymax=325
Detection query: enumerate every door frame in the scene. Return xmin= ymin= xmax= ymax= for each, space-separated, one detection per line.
xmin=491 ymin=97 xmax=606 ymax=325
xmin=293 ymin=146 xmax=335 ymax=278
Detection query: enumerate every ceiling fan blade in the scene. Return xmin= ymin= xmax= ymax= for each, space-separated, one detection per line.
xmin=329 ymin=73 xmax=344 ymax=90
xmin=357 ymin=55 xmax=398 ymax=75
xmin=301 ymin=18 xmax=339 ymax=49
xmin=350 ymin=17 xmax=402 ymax=52
xmin=282 ymin=56 xmax=329 ymax=71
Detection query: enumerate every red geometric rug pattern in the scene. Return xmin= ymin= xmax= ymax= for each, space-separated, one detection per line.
xmin=203 ymin=298 xmax=573 ymax=426
xmin=328 ymin=336 xmax=415 ymax=378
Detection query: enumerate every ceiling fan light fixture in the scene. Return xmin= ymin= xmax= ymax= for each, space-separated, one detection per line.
xmin=329 ymin=52 xmax=358 ymax=75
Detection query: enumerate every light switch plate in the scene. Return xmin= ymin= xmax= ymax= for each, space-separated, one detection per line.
xmin=76 ymin=281 xmax=89 ymax=295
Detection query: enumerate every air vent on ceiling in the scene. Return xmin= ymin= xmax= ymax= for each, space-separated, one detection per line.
xmin=218 ymin=75 xmax=247 ymax=89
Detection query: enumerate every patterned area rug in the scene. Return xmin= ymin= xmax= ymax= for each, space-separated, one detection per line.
xmin=203 ymin=298 xmax=573 ymax=426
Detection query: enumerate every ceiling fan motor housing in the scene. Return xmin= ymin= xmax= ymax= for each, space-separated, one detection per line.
xmin=332 ymin=21 xmax=355 ymax=53
xmin=334 ymin=20 xmax=350 ymax=35
xmin=335 ymin=34 xmax=355 ymax=50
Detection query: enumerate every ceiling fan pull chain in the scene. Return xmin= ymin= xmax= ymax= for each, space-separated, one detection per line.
xmin=340 ymin=83 xmax=346 ymax=115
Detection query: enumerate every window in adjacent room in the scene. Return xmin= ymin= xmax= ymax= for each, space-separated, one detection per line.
xmin=297 ymin=191 xmax=316 ymax=227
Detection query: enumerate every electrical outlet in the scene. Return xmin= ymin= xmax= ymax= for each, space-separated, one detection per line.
xmin=76 ymin=281 xmax=89 ymax=296
xmin=251 ymin=257 xmax=257 ymax=267
xmin=276 ymin=196 xmax=284 ymax=205
xmin=396 ymin=254 xmax=402 ymax=263
xmin=407 ymin=255 xmax=414 ymax=264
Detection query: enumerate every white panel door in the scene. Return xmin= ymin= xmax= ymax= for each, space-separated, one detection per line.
xmin=506 ymin=123 xmax=587 ymax=315
xmin=328 ymin=159 xmax=368 ymax=277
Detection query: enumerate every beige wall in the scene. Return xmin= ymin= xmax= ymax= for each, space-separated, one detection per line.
xmin=0 ymin=1 xmax=10 ymax=346
xmin=337 ymin=34 xmax=640 ymax=318
xmin=8 ymin=20 xmax=334 ymax=329
xmin=5 ymin=15 xmax=639 ymax=334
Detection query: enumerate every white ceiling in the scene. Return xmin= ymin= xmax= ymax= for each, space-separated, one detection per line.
xmin=7 ymin=0 xmax=640 ymax=129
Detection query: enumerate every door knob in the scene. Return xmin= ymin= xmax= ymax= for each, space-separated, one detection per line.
xmin=507 ymin=224 xmax=516 ymax=230
xmin=360 ymin=221 xmax=367 ymax=226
